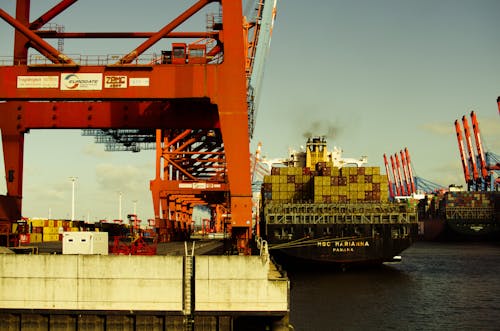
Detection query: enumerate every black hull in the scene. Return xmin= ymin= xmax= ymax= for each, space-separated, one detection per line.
xmin=418 ymin=217 xmax=500 ymax=242
xmin=262 ymin=223 xmax=418 ymax=268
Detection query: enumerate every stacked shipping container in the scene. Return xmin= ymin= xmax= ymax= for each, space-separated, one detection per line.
xmin=262 ymin=164 xmax=389 ymax=203
xmin=23 ymin=219 xmax=82 ymax=243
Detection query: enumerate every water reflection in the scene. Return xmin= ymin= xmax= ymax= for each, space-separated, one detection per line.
xmin=287 ymin=242 xmax=500 ymax=331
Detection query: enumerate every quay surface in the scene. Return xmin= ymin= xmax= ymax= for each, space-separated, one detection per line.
xmin=0 ymin=240 xmax=291 ymax=331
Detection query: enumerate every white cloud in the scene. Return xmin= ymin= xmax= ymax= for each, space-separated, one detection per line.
xmin=419 ymin=122 xmax=454 ymax=136
xmin=83 ymin=143 xmax=109 ymax=158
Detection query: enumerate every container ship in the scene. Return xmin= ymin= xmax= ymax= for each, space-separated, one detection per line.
xmin=258 ymin=137 xmax=418 ymax=267
xmin=418 ymin=188 xmax=500 ymax=241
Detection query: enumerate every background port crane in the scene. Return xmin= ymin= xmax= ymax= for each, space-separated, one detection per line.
xmin=454 ymin=111 xmax=499 ymax=191
xmin=384 ymin=148 xmax=444 ymax=199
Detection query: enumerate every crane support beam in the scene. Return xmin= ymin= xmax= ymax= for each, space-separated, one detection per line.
xmin=394 ymin=153 xmax=406 ymax=196
xmin=120 ymin=0 xmax=216 ymax=64
xmin=0 ymin=66 xmax=220 ymax=100
xmin=455 ymin=120 xmax=471 ymax=185
xmin=390 ymin=155 xmax=401 ymax=196
xmin=405 ymin=148 xmax=416 ymax=194
xmin=0 ymin=8 xmax=74 ymax=65
xmin=0 ymin=0 xmax=256 ymax=252
xmin=36 ymin=31 xmax=216 ymax=39
xmin=470 ymin=111 xmax=488 ymax=179
xmin=462 ymin=115 xmax=479 ymax=183
xmin=383 ymin=154 xmax=394 ymax=199
xmin=0 ymin=101 xmax=219 ymax=131
xmin=29 ymin=0 xmax=78 ymax=30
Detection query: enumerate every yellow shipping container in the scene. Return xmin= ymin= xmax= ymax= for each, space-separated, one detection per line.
xmin=43 ymin=226 xmax=58 ymax=234
xmin=372 ymin=175 xmax=380 ymax=183
xmin=272 ymin=183 xmax=281 ymax=192
xmin=365 ymin=167 xmax=373 ymax=175
xmin=279 ymin=175 xmax=287 ymax=184
xmin=372 ymin=167 xmax=380 ymax=175
xmin=43 ymin=234 xmax=60 ymax=242
xmin=357 ymin=191 xmax=365 ymax=200
xmin=339 ymin=187 xmax=347 ymax=195
xmin=279 ymin=192 xmax=289 ymax=200
xmin=349 ymin=183 xmax=358 ymax=192
xmin=264 ymin=175 xmax=272 ymax=184
xmin=30 ymin=219 xmax=45 ymax=227
xmin=271 ymin=176 xmax=280 ymax=184
xmin=70 ymin=227 xmax=79 ymax=232
xmin=30 ymin=233 xmax=42 ymax=243
xmin=330 ymin=186 xmax=339 ymax=195
xmin=331 ymin=167 xmax=340 ymax=176
xmin=331 ymin=194 xmax=339 ymax=202
xmin=287 ymin=183 xmax=295 ymax=192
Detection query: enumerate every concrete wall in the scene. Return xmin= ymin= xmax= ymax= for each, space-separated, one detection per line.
xmin=195 ymin=256 xmax=289 ymax=312
xmin=0 ymin=254 xmax=289 ymax=314
xmin=0 ymin=255 xmax=184 ymax=311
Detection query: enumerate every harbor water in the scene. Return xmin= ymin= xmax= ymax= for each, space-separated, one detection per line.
xmin=288 ymin=241 xmax=500 ymax=331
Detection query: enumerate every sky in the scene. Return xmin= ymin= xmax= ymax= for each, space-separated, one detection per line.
xmin=1 ymin=0 xmax=499 ymax=221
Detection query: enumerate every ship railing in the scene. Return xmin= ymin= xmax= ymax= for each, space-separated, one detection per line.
xmin=445 ymin=206 xmax=495 ymax=220
xmin=263 ymin=201 xmax=418 ymax=225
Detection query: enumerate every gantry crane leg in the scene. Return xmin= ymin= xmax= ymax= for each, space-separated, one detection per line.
xmin=1 ymin=127 xmax=24 ymax=217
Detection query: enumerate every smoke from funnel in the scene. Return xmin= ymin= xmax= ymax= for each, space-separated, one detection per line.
xmin=302 ymin=120 xmax=343 ymax=141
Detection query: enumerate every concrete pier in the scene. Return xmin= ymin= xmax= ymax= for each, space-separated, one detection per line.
xmin=0 ymin=245 xmax=290 ymax=330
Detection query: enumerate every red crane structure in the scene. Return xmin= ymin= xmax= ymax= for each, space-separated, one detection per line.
xmin=0 ymin=0 xmax=277 ymax=251
xmin=454 ymin=119 xmax=472 ymax=186
xmin=385 ymin=148 xmax=418 ymax=199
xmin=383 ymin=154 xmax=395 ymax=199
xmin=394 ymin=153 xmax=407 ymax=196
xmin=389 ymin=154 xmax=401 ymax=197
xmin=455 ymin=111 xmax=499 ymax=191
xmin=461 ymin=115 xmax=480 ymax=184
xmin=404 ymin=148 xmax=417 ymax=195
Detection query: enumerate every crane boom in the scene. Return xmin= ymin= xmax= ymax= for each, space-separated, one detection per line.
xmin=394 ymin=153 xmax=407 ymax=196
xmin=470 ymin=111 xmax=488 ymax=179
xmin=462 ymin=115 xmax=479 ymax=183
xmin=455 ymin=120 xmax=471 ymax=185
xmin=390 ymin=154 xmax=401 ymax=196
xmin=245 ymin=0 xmax=278 ymax=138
xmin=383 ymin=154 xmax=395 ymax=199
xmin=405 ymin=148 xmax=416 ymax=194
xmin=400 ymin=150 xmax=411 ymax=196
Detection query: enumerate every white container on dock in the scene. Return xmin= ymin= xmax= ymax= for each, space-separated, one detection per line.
xmin=62 ymin=232 xmax=108 ymax=255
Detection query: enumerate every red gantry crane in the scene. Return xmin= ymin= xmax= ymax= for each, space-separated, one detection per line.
xmin=0 ymin=0 xmax=278 ymax=252
xmin=385 ymin=148 xmax=418 ymax=199
xmin=455 ymin=111 xmax=499 ymax=191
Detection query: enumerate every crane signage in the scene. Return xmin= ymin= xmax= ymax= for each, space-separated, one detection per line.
xmin=17 ymin=76 xmax=58 ymax=88
xmin=178 ymin=183 xmax=222 ymax=189
xmin=104 ymin=76 xmax=127 ymax=88
xmin=61 ymin=73 xmax=102 ymax=90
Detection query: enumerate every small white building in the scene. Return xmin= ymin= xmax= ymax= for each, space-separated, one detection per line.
xmin=62 ymin=232 xmax=108 ymax=255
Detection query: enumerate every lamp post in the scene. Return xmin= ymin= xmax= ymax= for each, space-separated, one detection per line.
xmin=118 ymin=191 xmax=122 ymax=222
xmin=132 ymin=200 xmax=138 ymax=216
xmin=69 ymin=177 xmax=77 ymax=221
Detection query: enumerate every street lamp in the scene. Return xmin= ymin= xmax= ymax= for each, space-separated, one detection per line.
xmin=132 ymin=200 xmax=138 ymax=216
xmin=118 ymin=191 xmax=122 ymax=221
xmin=69 ymin=177 xmax=78 ymax=221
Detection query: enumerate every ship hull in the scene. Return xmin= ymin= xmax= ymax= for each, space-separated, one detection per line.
xmin=417 ymin=191 xmax=500 ymax=241
xmin=266 ymin=226 xmax=418 ymax=267
xmin=260 ymin=202 xmax=419 ymax=268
